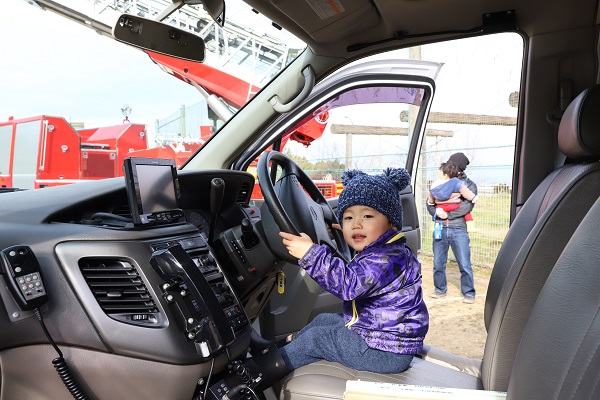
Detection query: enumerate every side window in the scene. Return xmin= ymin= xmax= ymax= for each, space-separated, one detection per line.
xmin=281 ymin=85 xmax=426 ymax=196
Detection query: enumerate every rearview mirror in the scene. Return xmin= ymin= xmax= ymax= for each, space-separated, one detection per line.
xmin=113 ymin=14 xmax=205 ymax=62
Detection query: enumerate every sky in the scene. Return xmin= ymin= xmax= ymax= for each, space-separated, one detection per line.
xmin=0 ymin=0 xmax=203 ymax=133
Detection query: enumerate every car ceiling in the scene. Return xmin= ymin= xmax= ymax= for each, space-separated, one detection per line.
xmin=245 ymin=0 xmax=600 ymax=58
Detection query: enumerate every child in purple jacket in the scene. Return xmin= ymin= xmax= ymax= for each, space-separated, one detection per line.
xmin=278 ymin=167 xmax=429 ymax=374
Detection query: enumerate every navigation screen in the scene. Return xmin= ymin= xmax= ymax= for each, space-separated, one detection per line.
xmin=136 ymin=164 xmax=178 ymax=213
xmin=123 ymin=157 xmax=182 ymax=227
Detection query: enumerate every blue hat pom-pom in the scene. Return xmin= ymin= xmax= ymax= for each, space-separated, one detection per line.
xmin=341 ymin=169 xmax=367 ymax=186
xmin=384 ymin=167 xmax=410 ymax=191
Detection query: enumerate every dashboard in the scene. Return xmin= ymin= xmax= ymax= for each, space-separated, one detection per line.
xmin=0 ymin=169 xmax=283 ymax=398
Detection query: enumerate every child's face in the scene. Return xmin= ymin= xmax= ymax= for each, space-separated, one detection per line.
xmin=341 ymin=205 xmax=392 ymax=252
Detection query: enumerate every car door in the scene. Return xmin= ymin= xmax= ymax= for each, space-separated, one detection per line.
xmin=248 ymin=58 xmax=443 ymax=342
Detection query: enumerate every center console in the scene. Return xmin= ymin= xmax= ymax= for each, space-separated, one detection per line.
xmin=150 ymin=234 xmax=250 ymax=360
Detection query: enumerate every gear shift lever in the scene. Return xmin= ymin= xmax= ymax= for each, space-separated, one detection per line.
xmin=209 ymin=178 xmax=225 ymax=243
xmin=240 ymin=218 xmax=259 ymax=249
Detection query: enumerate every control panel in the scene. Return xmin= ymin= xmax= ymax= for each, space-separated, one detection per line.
xmin=142 ymin=209 xmax=185 ymax=225
xmin=150 ymin=235 xmax=250 ymax=359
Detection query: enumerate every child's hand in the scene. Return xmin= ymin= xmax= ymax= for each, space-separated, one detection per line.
xmin=279 ymin=232 xmax=314 ymax=259
xmin=435 ymin=207 xmax=448 ymax=219
xmin=331 ymin=223 xmax=342 ymax=231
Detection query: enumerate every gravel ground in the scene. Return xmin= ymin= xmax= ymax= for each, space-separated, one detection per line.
xmin=419 ymin=255 xmax=491 ymax=360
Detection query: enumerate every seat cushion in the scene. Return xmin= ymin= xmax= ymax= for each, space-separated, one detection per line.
xmin=279 ymin=358 xmax=482 ymax=400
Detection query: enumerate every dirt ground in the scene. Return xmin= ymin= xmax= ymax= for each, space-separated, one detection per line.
xmin=419 ymin=255 xmax=491 ymax=360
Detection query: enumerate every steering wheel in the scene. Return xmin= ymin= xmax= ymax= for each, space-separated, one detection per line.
xmin=257 ymin=150 xmax=351 ymax=263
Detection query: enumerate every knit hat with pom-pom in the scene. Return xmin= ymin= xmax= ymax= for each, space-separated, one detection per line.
xmin=337 ymin=168 xmax=411 ymax=229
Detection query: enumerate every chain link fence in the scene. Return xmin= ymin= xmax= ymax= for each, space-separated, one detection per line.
xmin=154 ymin=100 xmax=212 ymax=140
xmin=417 ymin=147 xmax=514 ymax=267
xmin=299 ymin=146 xmax=514 ymax=268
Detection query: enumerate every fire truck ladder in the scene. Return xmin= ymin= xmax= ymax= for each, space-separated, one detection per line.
xmin=28 ymin=0 xmax=298 ymax=103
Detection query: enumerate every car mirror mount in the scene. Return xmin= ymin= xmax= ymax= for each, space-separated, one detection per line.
xmin=188 ymin=0 xmax=225 ymax=27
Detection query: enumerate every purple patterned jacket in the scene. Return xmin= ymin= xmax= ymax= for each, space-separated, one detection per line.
xmin=298 ymin=229 xmax=429 ymax=354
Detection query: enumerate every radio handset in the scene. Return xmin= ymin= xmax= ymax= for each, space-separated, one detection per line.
xmin=0 ymin=245 xmax=48 ymax=311
xmin=150 ymin=244 xmax=234 ymax=357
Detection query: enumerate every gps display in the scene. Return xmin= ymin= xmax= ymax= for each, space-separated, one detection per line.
xmin=123 ymin=157 xmax=184 ymax=227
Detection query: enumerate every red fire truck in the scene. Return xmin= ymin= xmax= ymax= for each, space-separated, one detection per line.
xmin=0 ymin=60 xmax=335 ymax=196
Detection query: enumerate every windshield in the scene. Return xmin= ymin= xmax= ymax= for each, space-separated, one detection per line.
xmin=0 ymin=0 xmax=305 ymax=190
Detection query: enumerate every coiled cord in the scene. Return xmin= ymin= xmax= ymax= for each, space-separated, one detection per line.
xmin=231 ymin=360 xmax=253 ymax=386
xmin=34 ymin=308 xmax=91 ymax=400
xmin=228 ymin=361 xmax=260 ymax=400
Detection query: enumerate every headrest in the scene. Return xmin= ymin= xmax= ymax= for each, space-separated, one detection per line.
xmin=558 ymin=84 xmax=600 ymax=159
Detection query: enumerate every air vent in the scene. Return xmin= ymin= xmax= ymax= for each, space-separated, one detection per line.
xmin=79 ymin=258 xmax=162 ymax=327
xmin=112 ymin=202 xmax=132 ymax=219
xmin=237 ymin=181 xmax=251 ymax=203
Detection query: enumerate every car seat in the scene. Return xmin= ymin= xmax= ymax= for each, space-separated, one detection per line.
xmin=278 ymin=84 xmax=600 ymax=399
xmin=505 ymin=190 xmax=600 ymax=400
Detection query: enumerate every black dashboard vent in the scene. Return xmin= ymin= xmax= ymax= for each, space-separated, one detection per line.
xmin=237 ymin=181 xmax=251 ymax=203
xmin=112 ymin=202 xmax=132 ymax=219
xmin=79 ymin=258 xmax=162 ymax=327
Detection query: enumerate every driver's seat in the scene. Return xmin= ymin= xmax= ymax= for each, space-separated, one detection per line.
xmin=277 ymin=84 xmax=600 ymax=399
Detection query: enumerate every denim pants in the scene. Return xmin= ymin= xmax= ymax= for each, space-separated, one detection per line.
xmin=279 ymin=313 xmax=413 ymax=373
xmin=432 ymin=225 xmax=476 ymax=298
